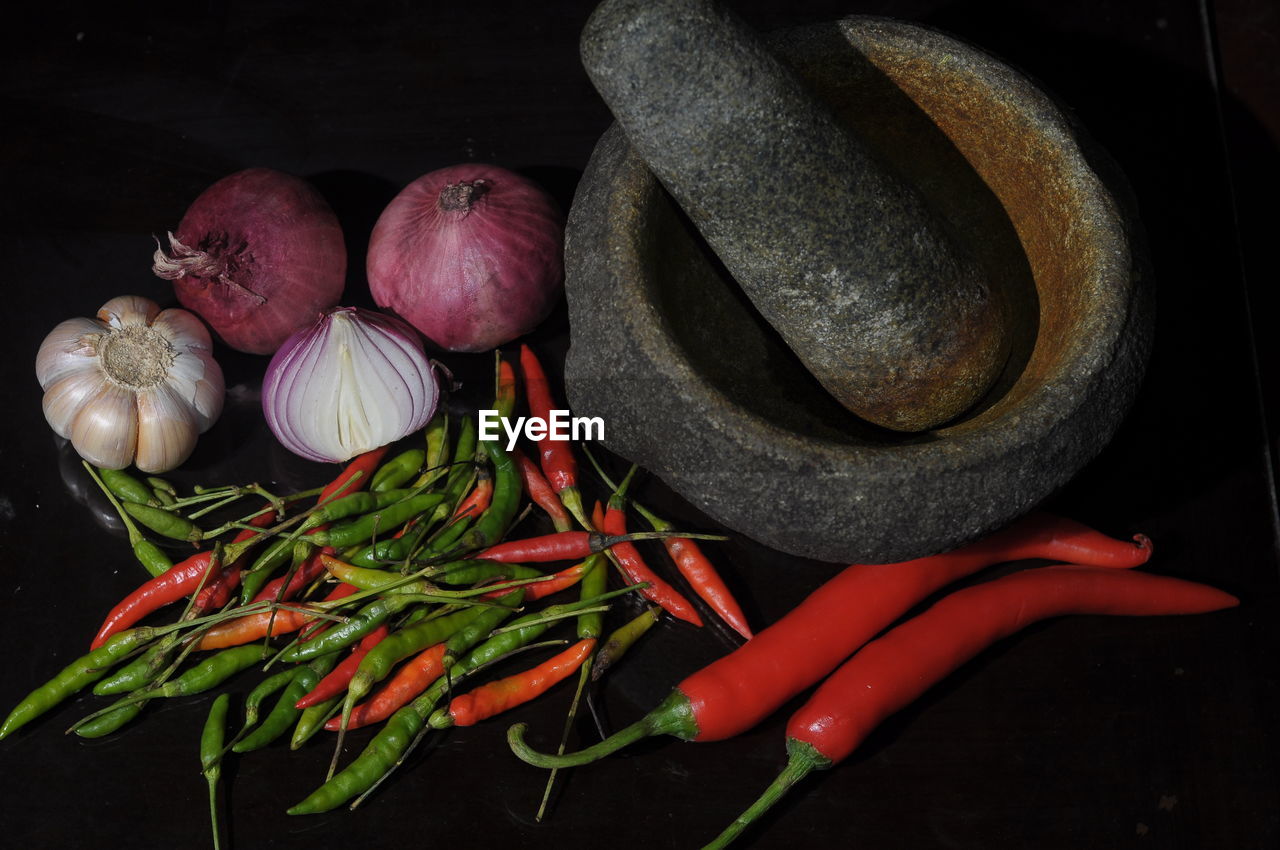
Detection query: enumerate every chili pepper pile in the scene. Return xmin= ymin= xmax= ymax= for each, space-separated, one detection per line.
xmin=1 ymin=343 xmax=1241 ymax=850
xmin=0 ymin=345 xmax=748 ymax=843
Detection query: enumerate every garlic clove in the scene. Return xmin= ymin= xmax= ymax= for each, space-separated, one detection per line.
xmin=98 ymin=295 xmax=161 ymax=330
xmin=152 ymin=307 xmax=214 ymax=351
xmin=35 ymin=317 xmax=103 ymax=390
xmin=165 ymin=349 xmax=225 ymax=433
xmin=70 ymin=381 xmax=139 ymax=470
xmin=42 ymin=368 xmax=106 ymax=439
xmin=135 ymin=381 xmax=199 ymax=473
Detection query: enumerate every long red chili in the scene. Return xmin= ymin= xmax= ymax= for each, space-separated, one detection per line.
xmin=323 ymin=643 xmax=448 ymax=731
xmin=436 ymin=638 xmax=596 ymax=728
xmin=294 ymin=624 xmax=391 ymax=709
xmin=511 ymin=448 xmax=572 ymax=532
xmin=595 ymin=501 xmax=701 ymax=626
xmin=506 ymin=513 xmax=1155 ymax=764
xmin=519 ymin=344 xmax=589 ymax=528
xmin=701 ymin=566 xmax=1239 ymax=849
xmin=89 ymin=512 xmax=277 ymax=650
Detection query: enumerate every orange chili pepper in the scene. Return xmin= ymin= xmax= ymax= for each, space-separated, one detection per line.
xmin=437 ymin=638 xmax=596 ymax=728
xmin=324 ymin=643 xmax=447 ymax=731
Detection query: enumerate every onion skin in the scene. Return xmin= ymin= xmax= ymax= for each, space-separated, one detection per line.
xmin=367 ymin=164 xmax=564 ymax=352
xmin=159 ymin=168 xmax=346 ymax=355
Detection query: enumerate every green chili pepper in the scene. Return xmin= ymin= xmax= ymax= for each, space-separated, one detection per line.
xmin=244 ymin=491 xmax=419 ymax=589
xmin=132 ymin=538 xmax=176 ymax=579
xmin=412 ymin=412 xmax=450 ymax=489
xmin=288 ymin=705 xmax=426 ymax=814
xmin=278 ymin=596 xmax=420 ymax=664
xmin=591 ymin=605 xmax=660 ymax=680
xmin=122 ymin=502 xmax=202 ymax=543
xmin=310 ymin=493 xmax=445 ymax=549
xmin=146 ymin=476 xmax=177 ymax=496
xmin=74 ymin=702 xmax=145 ymax=739
xmin=99 ymin=467 xmax=158 ymax=506
xmin=442 ymin=417 xmax=478 ymax=495
xmin=152 ymin=645 xmax=271 ymax=699
xmin=153 ymin=488 xmax=178 ymax=507
xmin=202 ymin=693 xmax=230 ymax=850
xmin=371 ymin=448 xmax=426 ymax=493
xmin=0 ymin=627 xmax=155 ymax=740
xmin=576 ymin=554 xmax=608 ymax=640
xmin=291 ymin=696 xmax=340 ymax=750
xmin=235 ymin=654 xmax=337 ymax=753
xmin=86 ymin=464 xmax=174 ymax=577
xmin=228 ymin=668 xmax=299 ymax=747
xmin=436 ymin=561 xmax=543 ymax=586
xmin=93 ymin=634 xmax=178 ymax=695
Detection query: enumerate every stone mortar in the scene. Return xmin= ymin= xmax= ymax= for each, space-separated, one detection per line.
xmin=580 ymin=0 xmax=1010 ymax=432
xmin=565 ymin=16 xmax=1153 ymax=564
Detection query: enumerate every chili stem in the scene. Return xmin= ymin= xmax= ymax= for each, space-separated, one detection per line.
xmin=698 ymin=740 xmax=829 ymax=850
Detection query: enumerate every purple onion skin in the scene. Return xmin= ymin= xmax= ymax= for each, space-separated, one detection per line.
xmin=367 ymin=163 xmax=564 ymax=352
xmin=169 ymin=168 xmax=346 ymax=355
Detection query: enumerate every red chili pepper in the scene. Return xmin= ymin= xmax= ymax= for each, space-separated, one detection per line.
xmin=88 ymin=512 xmax=277 ymax=650
xmin=452 ymin=470 xmax=494 ymax=522
xmin=478 ymin=529 xmax=698 ymax=563
xmin=319 ymin=448 xmax=389 ymax=505
xmin=519 ymin=344 xmax=590 ymax=529
xmin=250 ymin=546 xmax=333 ymax=604
xmin=621 ymin=499 xmax=751 ymax=639
xmin=324 ymin=643 xmax=448 ymax=731
xmin=512 ymin=448 xmax=572 ymax=532
xmin=703 ymin=566 xmax=1239 ymax=849
xmin=481 ymin=560 xmax=590 ymax=602
xmin=294 ymin=624 xmax=390 ymax=709
xmin=297 ymin=582 xmax=360 ymax=643
xmin=192 ymin=564 xmax=242 ymax=614
xmin=506 ymin=513 xmax=1158 ymax=766
xmin=442 ymin=638 xmax=596 ymax=727
xmin=595 ymin=500 xmax=701 ymax=626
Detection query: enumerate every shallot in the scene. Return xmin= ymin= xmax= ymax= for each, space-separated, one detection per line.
xmin=367 ymin=163 xmax=563 ymax=352
xmin=153 ymin=168 xmax=346 ymax=355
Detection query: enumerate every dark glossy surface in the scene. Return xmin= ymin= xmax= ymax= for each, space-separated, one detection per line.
xmin=1 ymin=2 xmax=1276 ymax=849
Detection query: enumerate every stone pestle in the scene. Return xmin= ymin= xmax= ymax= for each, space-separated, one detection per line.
xmin=579 ymin=0 xmax=1011 ymax=432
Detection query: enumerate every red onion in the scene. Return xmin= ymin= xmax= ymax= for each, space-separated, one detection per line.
xmin=153 ymin=167 xmax=346 ymax=355
xmin=262 ymin=307 xmax=439 ymax=463
xmin=367 ymin=163 xmax=564 ymax=352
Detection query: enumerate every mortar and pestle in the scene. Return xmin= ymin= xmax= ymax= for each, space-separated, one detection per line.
xmin=564 ymin=0 xmax=1152 ymax=563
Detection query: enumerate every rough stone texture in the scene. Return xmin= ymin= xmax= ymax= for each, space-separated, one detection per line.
xmin=564 ymin=16 xmax=1153 ymax=564
xmin=580 ymin=0 xmax=1010 ymax=432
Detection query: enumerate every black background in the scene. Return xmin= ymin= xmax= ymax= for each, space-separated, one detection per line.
xmin=1 ymin=1 xmax=1277 ymax=848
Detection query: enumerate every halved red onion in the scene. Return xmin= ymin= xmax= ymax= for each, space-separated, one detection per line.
xmin=262 ymin=307 xmax=440 ymax=463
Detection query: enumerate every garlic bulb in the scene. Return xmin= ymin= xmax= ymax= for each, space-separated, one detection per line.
xmin=36 ymin=295 xmax=225 ymax=473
